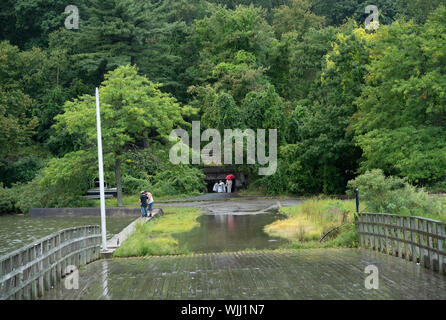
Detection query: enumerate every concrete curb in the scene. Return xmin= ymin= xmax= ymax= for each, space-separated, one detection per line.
xmin=100 ymin=208 xmax=164 ymax=259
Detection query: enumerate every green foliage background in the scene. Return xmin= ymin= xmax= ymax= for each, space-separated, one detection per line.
xmin=1 ymin=0 xmax=446 ymax=213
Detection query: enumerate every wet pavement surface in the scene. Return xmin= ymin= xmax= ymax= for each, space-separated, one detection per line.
xmin=42 ymin=249 xmax=446 ymax=300
xmin=158 ymin=196 xmax=301 ymax=215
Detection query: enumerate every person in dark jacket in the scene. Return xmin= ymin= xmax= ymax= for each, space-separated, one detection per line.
xmin=139 ymin=190 xmax=148 ymax=217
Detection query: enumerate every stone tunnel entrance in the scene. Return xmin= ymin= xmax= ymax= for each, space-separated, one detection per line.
xmin=202 ymin=166 xmax=247 ymax=192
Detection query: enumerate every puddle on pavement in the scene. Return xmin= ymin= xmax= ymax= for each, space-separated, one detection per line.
xmin=173 ymin=212 xmax=288 ymax=253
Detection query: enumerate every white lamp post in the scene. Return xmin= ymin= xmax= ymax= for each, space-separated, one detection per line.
xmin=96 ymin=87 xmax=107 ymax=251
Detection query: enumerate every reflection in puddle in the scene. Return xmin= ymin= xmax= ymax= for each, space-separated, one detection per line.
xmin=102 ymin=260 xmax=110 ymax=300
xmin=174 ymin=213 xmax=288 ymax=253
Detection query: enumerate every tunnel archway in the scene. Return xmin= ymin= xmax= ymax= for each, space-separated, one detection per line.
xmin=202 ymin=166 xmax=247 ymax=192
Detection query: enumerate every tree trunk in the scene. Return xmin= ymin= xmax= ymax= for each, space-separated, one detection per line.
xmin=115 ymin=156 xmax=123 ymax=207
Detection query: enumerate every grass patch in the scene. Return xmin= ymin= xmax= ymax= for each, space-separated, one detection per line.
xmin=264 ymin=197 xmax=363 ymax=248
xmin=284 ymin=224 xmax=360 ymax=249
xmin=113 ymin=206 xmax=201 ymax=257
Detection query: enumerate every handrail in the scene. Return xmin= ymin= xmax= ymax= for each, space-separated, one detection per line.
xmin=0 ymin=225 xmax=99 ymax=263
xmin=355 ymin=213 xmax=446 ymax=275
xmin=0 ymin=225 xmax=101 ymax=300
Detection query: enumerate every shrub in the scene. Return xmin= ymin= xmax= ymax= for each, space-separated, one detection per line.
xmin=13 ymin=151 xmax=97 ymax=213
xmin=327 ymin=224 xmax=359 ymax=248
xmin=347 ymin=169 xmax=444 ymax=218
xmin=121 ymin=175 xmax=152 ymax=195
xmin=122 ymin=164 xmax=205 ymax=197
xmin=121 ymin=145 xmax=206 ymax=197
xmin=0 ymin=184 xmax=18 ymax=214
xmin=151 ymin=164 xmax=206 ymax=196
xmin=14 ymin=176 xmax=94 ymax=214
xmin=0 ymin=155 xmax=45 ymax=187
xmin=427 ymin=177 xmax=446 ymax=194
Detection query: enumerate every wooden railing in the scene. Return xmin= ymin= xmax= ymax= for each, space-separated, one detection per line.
xmin=0 ymin=226 xmax=101 ymax=300
xmin=356 ymin=213 xmax=446 ymax=275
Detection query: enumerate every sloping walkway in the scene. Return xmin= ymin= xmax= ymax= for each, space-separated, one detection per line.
xmin=41 ymin=248 xmax=446 ymax=300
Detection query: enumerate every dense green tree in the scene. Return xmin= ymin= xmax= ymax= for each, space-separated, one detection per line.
xmin=137 ymin=1 xmax=198 ymax=102
xmin=241 ymin=85 xmax=286 ymax=133
xmin=215 ymin=92 xmax=241 ymax=132
xmin=0 ymin=0 xmax=18 ymax=44
xmin=15 ymin=150 xmax=99 ymax=213
xmin=268 ymin=26 xmax=337 ymax=100
xmin=73 ymin=0 xmax=151 ymax=73
xmin=189 ymin=4 xmax=276 ymax=84
xmin=263 ymin=23 xmax=369 ymax=195
xmin=188 ymin=4 xmax=278 ymax=130
xmin=311 ymin=0 xmax=397 ymax=26
xmin=2 ymin=0 xmax=86 ymax=49
xmin=352 ymin=8 xmax=446 ymax=186
xmin=209 ymin=51 xmax=270 ymax=103
xmin=1 ymin=0 xmax=446 ymax=204
xmin=54 ymin=65 xmax=190 ymax=205
xmin=208 ymin=0 xmax=287 ymax=11
xmin=0 ymin=41 xmax=41 ymax=160
xmin=272 ymin=0 xmax=325 ymax=38
xmin=395 ymin=0 xmax=446 ymax=24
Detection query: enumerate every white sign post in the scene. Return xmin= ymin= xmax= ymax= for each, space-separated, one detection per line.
xmin=96 ymin=87 xmax=107 ymax=251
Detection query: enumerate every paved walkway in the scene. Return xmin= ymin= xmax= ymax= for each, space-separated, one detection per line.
xmin=158 ymin=196 xmax=301 ymax=215
xmin=41 ymin=249 xmax=446 ymax=300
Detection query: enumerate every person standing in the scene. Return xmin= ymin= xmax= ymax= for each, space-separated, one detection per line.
xmin=226 ymin=179 xmax=233 ymax=193
xmin=139 ymin=191 xmax=148 ymax=218
xmin=146 ymin=191 xmax=154 ymax=217
xmin=218 ymin=180 xmax=226 ymax=193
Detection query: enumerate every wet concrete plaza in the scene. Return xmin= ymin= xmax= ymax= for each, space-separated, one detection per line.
xmin=42 ymin=248 xmax=446 ymax=300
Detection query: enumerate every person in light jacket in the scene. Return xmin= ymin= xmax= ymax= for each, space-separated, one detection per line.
xmin=145 ymin=191 xmax=155 ymax=217
xmin=226 ymin=179 xmax=233 ymax=193
xmin=218 ymin=180 xmax=226 ymax=193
